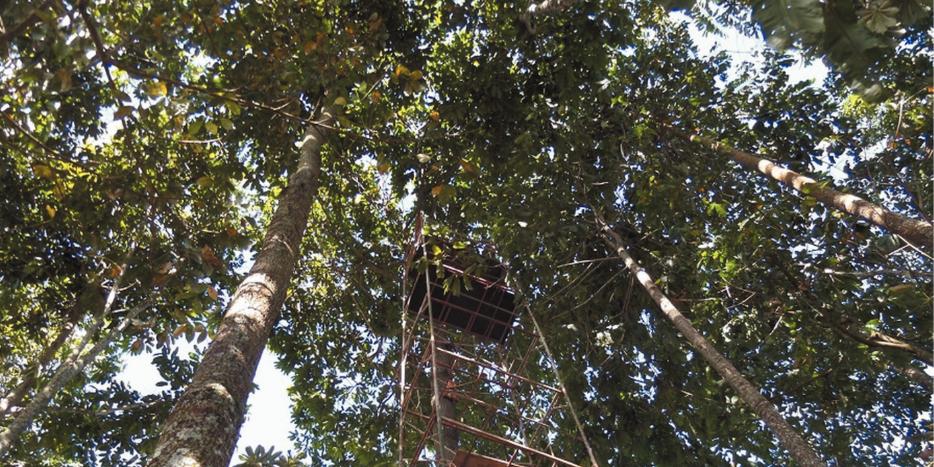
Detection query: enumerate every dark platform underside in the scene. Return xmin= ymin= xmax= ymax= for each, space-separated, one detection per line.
xmin=407 ymin=262 xmax=517 ymax=343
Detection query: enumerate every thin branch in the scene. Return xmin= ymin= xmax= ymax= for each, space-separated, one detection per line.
xmin=1 ymin=113 xmax=68 ymax=162
xmin=109 ymin=58 xmax=331 ymax=127
xmin=892 ymin=95 xmax=905 ymax=144
xmin=76 ymin=0 xmax=118 ymax=93
xmin=833 ymin=323 xmax=933 ymax=365
xmin=557 ymin=257 xmax=621 ymax=268
xmin=897 ymin=234 xmax=934 ymax=260
xmin=177 ymin=138 xmax=222 ymax=145
xmin=776 ymin=260 xmax=933 ymax=365
xmin=812 ymin=267 xmax=913 ymax=278
xmin=0 ymin=0 xmax=55 ymax=48
xmin=565 ymin=269 xmax=624 ymax=313
xmin=538 ymin=262 xmax=598 ymax=305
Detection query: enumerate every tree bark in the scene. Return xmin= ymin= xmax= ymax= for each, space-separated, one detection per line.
xmin=899 ymin=366 xmax=932 ymax=390
xmin=0 ymin=299 xmax=148 ymax=456
xmin=672 ymin=128 xmax=933 ymax=249
xmin=147 ymin=112 xmax=333 ymax=467
xmin=598 ymin=218 xmax=825 ymax=467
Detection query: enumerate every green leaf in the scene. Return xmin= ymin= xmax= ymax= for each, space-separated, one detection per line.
xmin=145 ymin=81 xmax=168 ymax=97
xmin=32 ymin=164 xmax=53 ymax=179
xmin=706 ymin=202 xmax=727 ymax=218
xmin=224 ymin=100 xmax=242 ymax=116
xmin=188 ymin=120 xmax=204 ymax=136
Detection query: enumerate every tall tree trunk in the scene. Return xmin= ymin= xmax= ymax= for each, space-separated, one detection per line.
xmin=598 ymin=218 xmax=825 ymax=466
xmin=147 ymin=112 xmax=333 ymax=467
xmin=0 ymin=318 xmax=77 ymax=417
xmin=0 ymin=310 xmax=82 ymax=416
xmin=671 ymin=127 xmax=933 ymax=248
xmin=0 ymin=289 xmax=91 ymax=416
xmin=0 ymin=299 xmax=147 ymax=456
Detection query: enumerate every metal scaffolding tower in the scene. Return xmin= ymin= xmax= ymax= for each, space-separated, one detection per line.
xmin=398 ymin=217 xmax=598 ymax=467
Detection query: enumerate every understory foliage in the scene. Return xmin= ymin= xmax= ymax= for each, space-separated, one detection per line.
xmin=0 ymin=0 xmax=930 ymax=465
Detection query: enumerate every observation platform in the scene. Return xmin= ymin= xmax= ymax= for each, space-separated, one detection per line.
xmin=406 ymin=252 xmax=517 ymax=344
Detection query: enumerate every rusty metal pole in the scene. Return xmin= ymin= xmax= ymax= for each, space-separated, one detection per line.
xmin=435 ymin=340 xmax=460 ymax=463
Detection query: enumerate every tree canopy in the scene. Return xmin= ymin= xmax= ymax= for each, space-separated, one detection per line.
xmin=0 ymin=0 xmax=930 ymax=465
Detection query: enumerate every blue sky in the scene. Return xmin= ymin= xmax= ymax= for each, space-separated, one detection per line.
xmin=115 ymin=14 xmax=832 ymax=465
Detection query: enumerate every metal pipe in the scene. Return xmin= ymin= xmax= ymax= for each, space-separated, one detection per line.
xmin=436 ymin=347 xmax=560 ymax=393
xmin=440 ymin=417 xmax=579 ymax=467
